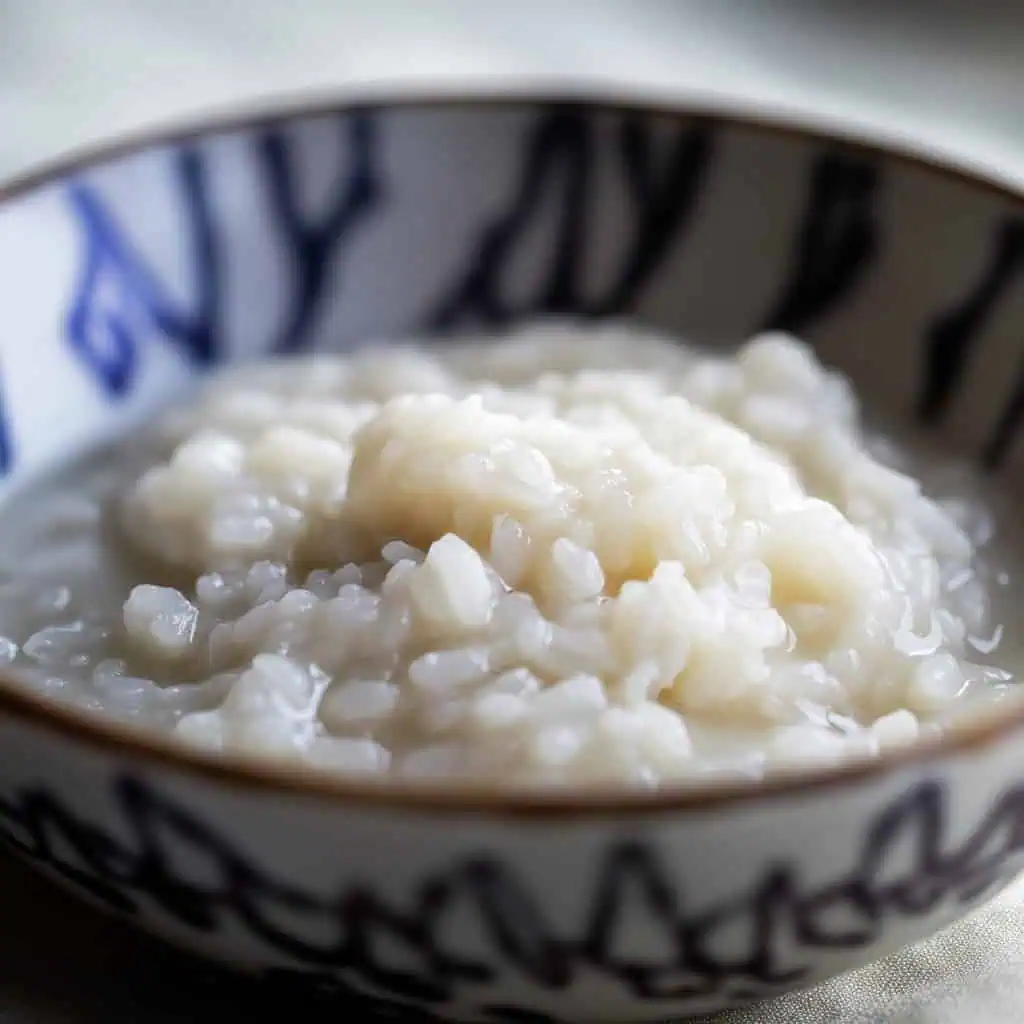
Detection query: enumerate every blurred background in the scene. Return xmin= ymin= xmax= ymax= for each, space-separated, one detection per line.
xmin=6 ymin=0 xmax=1024 ymax=187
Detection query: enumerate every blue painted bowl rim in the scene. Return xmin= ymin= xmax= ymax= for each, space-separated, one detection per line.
xmin=0 ymin=87 xmax=1020 ymax=817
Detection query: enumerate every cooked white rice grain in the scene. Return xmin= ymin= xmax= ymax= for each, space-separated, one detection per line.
xmin=0 ymin=322 xmax=1016 ymax=786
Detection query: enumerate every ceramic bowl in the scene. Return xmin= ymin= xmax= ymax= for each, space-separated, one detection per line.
xmin=2 ymin=91 xmax=1024 ymax=1023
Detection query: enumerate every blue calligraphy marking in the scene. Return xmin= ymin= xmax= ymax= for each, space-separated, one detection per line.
xmin=0 ymin=371 xmax=12 ymax=475
xmin=65 ymin=146 xmax=220 ymax=397
xmin=763 ymin=153 xmax=879 ymax=334
xmin=254 ymin=111 xmax=382 ymax=353
xmin=429 ymin=106 xmax=713 ymax=329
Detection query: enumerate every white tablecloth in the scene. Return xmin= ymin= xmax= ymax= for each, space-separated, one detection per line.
xmin=4 ymin=3 xmax=1024 ymax=1020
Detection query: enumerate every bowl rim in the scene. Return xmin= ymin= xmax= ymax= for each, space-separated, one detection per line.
xmin=1 ymin=86 xmax=1022 ymax=818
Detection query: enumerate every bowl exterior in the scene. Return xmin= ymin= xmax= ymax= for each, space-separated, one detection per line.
xmin=1 ymin=709 xmax=1023 ymax=1020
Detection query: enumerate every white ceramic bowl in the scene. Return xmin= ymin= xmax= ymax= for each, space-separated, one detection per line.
xmin=2 ymin=92 xmax=1024 ymax=1023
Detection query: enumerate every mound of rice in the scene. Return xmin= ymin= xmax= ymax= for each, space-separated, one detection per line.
xmin=2 ymin=324 xmax=1015 ymax=784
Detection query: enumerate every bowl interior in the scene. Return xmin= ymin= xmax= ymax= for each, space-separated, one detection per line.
xmin=3 ymin=98 xmax=1024 ymax=498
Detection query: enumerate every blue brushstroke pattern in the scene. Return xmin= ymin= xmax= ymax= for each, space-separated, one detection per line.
xmin=0 ymin=372 xmax=13 ymax=475
xmin=65 ymin=146 xmax=220 ymax=397
xmin=254 ymin=111 xmax=381 ymax=353
xmin=429 ymin=106 xmax=713 ymax=328
xmin=763 ymin=153 xmax=879 ymax=334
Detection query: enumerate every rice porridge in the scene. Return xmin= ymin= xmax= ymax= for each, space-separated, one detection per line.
xmin=0 ymin=323 xmax=1017 ymax=786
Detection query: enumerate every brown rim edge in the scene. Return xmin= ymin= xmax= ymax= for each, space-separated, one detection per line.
xmin=1 ymin=85 xmax=1023 ymax=818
